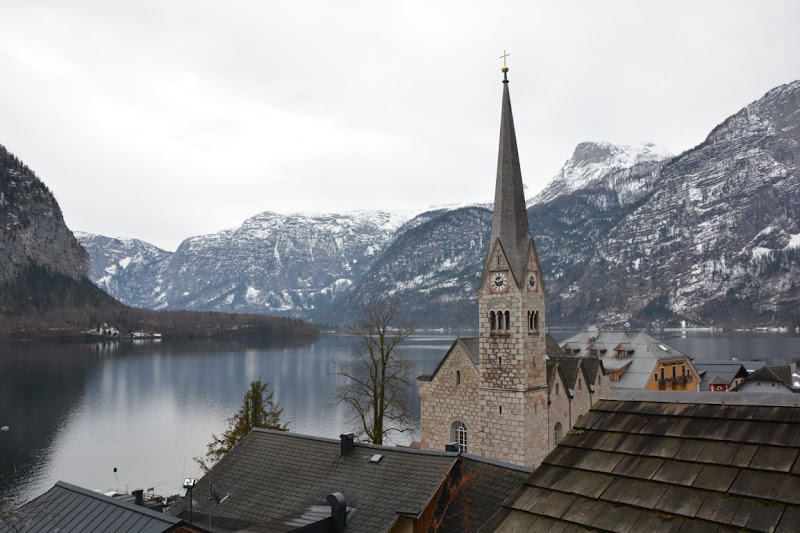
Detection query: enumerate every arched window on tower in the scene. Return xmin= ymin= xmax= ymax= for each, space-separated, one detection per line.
xmin=505 ymin=311 xmax=511 ymax=330
xmin=533 ymin=311 xmax=539 ymax=332
xmin=554 ymin=422 xmax=563 ymax=446
xmin=450 ymin=421 xmax=468 ymax=453
xmin=455 ymin=370 xmax=461 ymax=385
xmin=489 ymin=311 xmax=496 ymax=331
xmin=498 ymin=311 xmax=505 ymax=330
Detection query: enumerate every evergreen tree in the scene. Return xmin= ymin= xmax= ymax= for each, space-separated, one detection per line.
xmin=195 ymin=379 xmax=287 ymax=471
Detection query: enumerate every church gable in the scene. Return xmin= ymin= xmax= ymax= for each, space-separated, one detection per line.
xmin=418 ymin=339 xmax=480 ymax=453
xmin=480 ymin=240 xmax=515 ymax=293
xmin=525 ymin=242 xmax=546 ymax=294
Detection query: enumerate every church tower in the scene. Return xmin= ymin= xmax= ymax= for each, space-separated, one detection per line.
xmin=475 ymin=61 xmax=549 ymax=466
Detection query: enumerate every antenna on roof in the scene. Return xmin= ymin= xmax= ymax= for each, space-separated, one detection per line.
xmin=211 ymin=483 xmax=229 ymax=504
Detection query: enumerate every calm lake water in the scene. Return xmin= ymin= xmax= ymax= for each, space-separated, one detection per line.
xmin=1 ymin=329 xmax=799 ymax=504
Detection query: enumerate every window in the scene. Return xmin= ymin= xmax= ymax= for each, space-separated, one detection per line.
xmin=654 ymin=374 xmax=658 ymax=382
xmin=489 ymin=311 xmax=497 ymax=330
xmin=564 ymin=347 xmax=573 ymax=356
xmin=590 ymin=348 xmax=598 ymax=357
xmin=455 ymin=370 xmax=461 ymax=385
xmin=499 ymin=406 xmax=503 ymax=415
xmin=578 ymin=379 xmax=582 ymax=390
xmin=555 ymin=383 xmax=560 ymax=396
xmin=672 ymin=366 xmax=676 ymax=379
xmin=505 ymin=311 xmax=511 ymax=330
xmin=450 ymin=421 xmax=468 ymax=453
xmin=498 ymin=311 xmax=505 ymax=330
xmin=660 ymin=368 xmax=665 ymax=381
xmin=554 ymin=422 xmax=563 ymax=445
xmin=682 ymin=366 xmax=686 ymax=377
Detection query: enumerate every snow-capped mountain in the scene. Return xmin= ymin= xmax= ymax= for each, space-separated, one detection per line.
xmin=74 ymin=232 xmax=170 ymax=309
xmin=532 ymin=141 xmax=672 ymax=205
xmin=320 ymin=81 xmax=800 ymax=328
xmin=80 ymin=80 xmax=800 ymax=328
xmin=78 ymin=210 xmax=417 ymax=315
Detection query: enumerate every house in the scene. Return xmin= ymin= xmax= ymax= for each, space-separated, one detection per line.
xmin=732 ymin=365 xmax=797 ymax=393
xmin=559 ymin=330 xmax=699 ymax=392
xmin=692 ymin=359 xmax=759 ymax=391
xmin=166 ymin=429 xmax=531 ymax=533
xmin=486 ymin=391 xmax=800 ymax=531
xmin=418 ymin=64 xmax=608 ymax=470
xmin=1 ymin=481 xmax=200 ymax=533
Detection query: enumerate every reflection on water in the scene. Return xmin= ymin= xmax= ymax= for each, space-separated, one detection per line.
xmin=0 ymin=333 xmax=459 ymax=504
xmin=2 ymin=329 xmax=798 ymax=505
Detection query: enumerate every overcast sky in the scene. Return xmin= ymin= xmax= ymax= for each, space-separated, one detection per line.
xmin=2 ymin=1 xmax=799 ymax=251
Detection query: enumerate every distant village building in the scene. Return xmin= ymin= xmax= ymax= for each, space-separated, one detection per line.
xmin=559 ymin=330 xmax=700 ymax=392
xmin=693 ymin=359 xmax=757 ymax=392
xmin=732 ymin=365 xmax=797 ymax=393
xmin=418 ymin=67 xmax=608 ymax=469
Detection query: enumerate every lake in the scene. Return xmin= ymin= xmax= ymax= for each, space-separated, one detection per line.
xmin=1 ymin=329 xmax=799 ymax=504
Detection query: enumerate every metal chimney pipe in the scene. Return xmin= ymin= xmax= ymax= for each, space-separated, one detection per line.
xmin=326 ymin=492 xmax=347 ymax=533
xmin=132 ymin=489 xmax=144 ymax=507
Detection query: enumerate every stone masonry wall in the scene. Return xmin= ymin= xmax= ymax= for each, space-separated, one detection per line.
xmin=419 ymin=343 xmax=480 ymax=453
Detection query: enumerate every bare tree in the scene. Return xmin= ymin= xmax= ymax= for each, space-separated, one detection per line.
xmin=332 ymin=299 xmax=415 ymax=445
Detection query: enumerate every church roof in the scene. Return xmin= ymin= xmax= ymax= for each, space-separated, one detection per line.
xmin=488 ymin=76 xmax=534 ymax=285
xmin=486 ymin=392 xmax=800 ymax=532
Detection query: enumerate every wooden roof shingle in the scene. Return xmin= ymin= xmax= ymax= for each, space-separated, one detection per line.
xmin=488 ymin=391 xmax=800 ymax=532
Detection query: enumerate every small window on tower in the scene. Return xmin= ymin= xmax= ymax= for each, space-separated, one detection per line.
xmin=456 ymin=370 xmax=461 ymax=385
xmin=505 ymin=311 xmax=511 ymax=330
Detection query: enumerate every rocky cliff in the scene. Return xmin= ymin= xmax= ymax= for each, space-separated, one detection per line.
xmin=0 ymin=145 xmax=88 ymax=284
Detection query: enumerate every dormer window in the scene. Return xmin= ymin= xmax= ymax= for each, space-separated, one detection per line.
xmin=616 ymin=349 xmax=627 ymax=358
xmin=590 ymin=347 xmax=599 ymax=357
xmin=564 ymin=347 xmax=573 ymax=356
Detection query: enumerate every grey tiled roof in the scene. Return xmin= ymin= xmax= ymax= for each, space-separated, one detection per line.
xmin=693 ymin=362 xmax=749 ymax=390
xmin=429 ymin=455 xmax=531 ymax=533
xmin=559 ymin=330 xmax=693 ymax=390
xmin=168 ymin=429 xmax=459 ymax=533
xmin=488 ymin=392 xmax=800 ymax=532
xmin=1 ymin=481 xmax=182 ymax=533
xmin=744 ymin=365 xmax=796 ymax=389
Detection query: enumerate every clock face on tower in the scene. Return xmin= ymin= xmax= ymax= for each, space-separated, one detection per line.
xmin=489 ymin=271 xmax=509 ymax=293
xmin=527 ymin=270 xmax=538 ymax=293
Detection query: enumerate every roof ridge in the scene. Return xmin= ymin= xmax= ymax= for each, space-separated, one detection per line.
xmin=252 ymin=428 xmax=461 ymax=458
xmin=52 ymin=481 xmax=181 ymax=523
xmin=462 ymin=453 xmax=534 ymax=473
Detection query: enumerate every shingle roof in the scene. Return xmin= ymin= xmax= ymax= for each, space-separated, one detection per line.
xmin=488 ymin=391 xmax=800 ymax=532
xmin=1 ymin=481 xmax=182 ymax=533
xmin=168 ymin=429 xmax=459 ymax=533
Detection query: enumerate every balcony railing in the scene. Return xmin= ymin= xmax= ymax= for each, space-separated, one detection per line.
xmin=658 ymin=374 xmax=694 ymax=389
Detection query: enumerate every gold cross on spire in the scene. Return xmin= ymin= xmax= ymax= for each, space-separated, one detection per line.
xmin=500 ymin=50 xmax=510 ymax=73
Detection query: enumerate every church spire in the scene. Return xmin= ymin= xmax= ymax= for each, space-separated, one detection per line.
xmin=490 ymin=59 xmax=531 ymax=284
